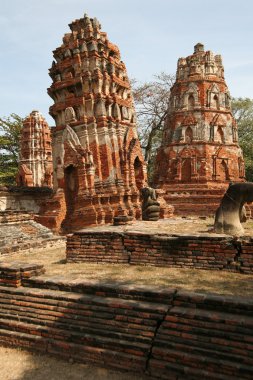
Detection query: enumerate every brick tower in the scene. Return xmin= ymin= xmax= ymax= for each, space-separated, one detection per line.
xmin=17 ymin=110 xmax=53 ymax=187
xmin=46 ymin=14 xmax=147 ymax=230
xmin=153 ymin=43 xmax=245 ymax=215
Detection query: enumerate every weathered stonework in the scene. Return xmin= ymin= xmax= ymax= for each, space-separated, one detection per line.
xmin=47 ymin=14 xmax=147 ymax=231
xmin=153 ymin=43 xmax=245 ymax=215
xmin=17 ymin=111 xmax=53 ymax=187
xmin=66 ymin=227 xmax=253 ymax=274
xmin=0 ymin=210 xmax=65 ymax=256
xmin=0 ymin=277 xmax=252 ymax=379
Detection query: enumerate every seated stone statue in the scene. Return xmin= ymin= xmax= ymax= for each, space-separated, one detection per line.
xmin=214 ymin=182 xmax=253 ymax=235
xmin=141 ymin=187 xmax=160 ymax=221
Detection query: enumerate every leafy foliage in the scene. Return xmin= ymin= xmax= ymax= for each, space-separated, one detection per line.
xmin=132 ymin=72 xmax=174 ymax=180
xmin=231 ymin=98 xmax=253 ymax=181
xmin=0 ymin=113 xmax=23 ymax=185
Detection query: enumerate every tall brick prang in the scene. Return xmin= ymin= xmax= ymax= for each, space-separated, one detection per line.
xmin=17 ymin=110 xmax=53 ymax=187
xmin=153 ymin=43 xmax=245 ymax=215
xmin=47 ymin=14 xmax=147 ymax=230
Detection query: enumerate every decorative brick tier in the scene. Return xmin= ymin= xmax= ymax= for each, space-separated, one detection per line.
xmin=0 ymin=211 xmax=34 ymax=224
xmin=149 ymin=291 xmax=253 ymax=379
xmin=0 ymin=213 xmax=65 ymax=256
xmin=0 ymin=276 xmax=252 ymax=379
xmin=0 ymin=262 xmax=45 ymax=287
xmin=66 ymin=229 xmax=253 ymax=274
xmin=153 ymin=43 xmax=245 ymax=216
xmin=17 ymin=111 xmax=53 ymax=187
xmin=46 ymin=14 xmax=148 ymax=232
xmin=0 ymin=285 xmax=172 ymax=373
xmin=163 ymin=185 xmax=227 ymax=216
xmin=162 ymin=185 xmax=253 ymax=217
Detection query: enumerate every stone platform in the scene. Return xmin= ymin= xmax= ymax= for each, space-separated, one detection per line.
xmin=0 ymin=211 xmax=65 ymax=256
xmin=66 ymin=218 xmax=253 ymax=273
xmin=163 ymin=184 xmax=226 ymax=216
xmin=0 ymin=262 xmax=252 ymax=379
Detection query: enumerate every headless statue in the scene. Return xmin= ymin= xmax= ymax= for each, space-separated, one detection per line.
xmin=141 ymin=187 xmax=160 ymax=221
xmin=214 ymin=182 xmax=253 ymax=235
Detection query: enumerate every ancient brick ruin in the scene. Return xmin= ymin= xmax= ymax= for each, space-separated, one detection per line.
xmin=17 ymin=110 xmax=53 ymax=187
xmin=0 ymin=270 xmax=252 ymax=379
xmin=153 ymin=43 xmax=245 ymax=215
xmin=46 ymin=14 xmax=147 ymax=231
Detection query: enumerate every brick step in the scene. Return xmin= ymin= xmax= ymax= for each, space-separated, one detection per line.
xmin=0 ymin=305 xmax=156 ymax=341
xmin=154 ymin=334 xmax=253 ymax=364
xmin=0 ymin=310 xmax=154 ymax=344
xmin=163 ymin=310 xmax=253 ymax=336
xmin=0 ymin=328 xmax=147 ymax=372
xmin=149 ymin=303 xmax=253 ymax=379
xmin=173 ymin=292 xmax=253 ymax=314
xmin=165 ymin=200 xmax=219 ymax=208
xmin=163 ymin=183 xmax=227 ymax=190
xmin=0 ymin=318 xmax=151 ymax=356
xmin=0 ymin=289 xmax=168 ymax=317
xmin=0 ymin=301 xmax=166 ymax=331
xmin=165 ymin=191 xmax=222 ymax=197
xmin=167 ymin=305 xmax=253 ymax=326
xmin=157 ymin=327 xmax=253 ymax=353
xmin=19 ymin=279 xmax=175 ymax=304
xmin=149 ymin=358 xmax=241 ymax=380
xmin=149 ymin=346 xmax=253 ymax=379
xmin=0 ymin=287 xmax=167 ymax=356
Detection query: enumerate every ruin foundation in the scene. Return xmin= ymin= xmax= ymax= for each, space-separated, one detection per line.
xmin=0 ymin=266 xmax=252 ymax=379
xmin=66 ymin=222 xmax=253 ymax=274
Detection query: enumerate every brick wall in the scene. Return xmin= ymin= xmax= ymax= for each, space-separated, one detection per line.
xmin=149 ymin=291 xmax=253 ymax=379
xmin=0 ymin=272 xmax=252 ymax=379
xmin=67 ymin=231 xmax=253 ymax=274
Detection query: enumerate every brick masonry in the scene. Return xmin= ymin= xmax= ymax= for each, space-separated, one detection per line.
xmin=153 ymin=43 xmax=245 ymax=216
xmin=66 ymin=230 xmax=253 ymax=274
xmin=45 ymin=13 xmax=148 ymax=232
xmin=17 ymin=110 xmax=53 ymax=187
xmin=0 ymin=211 xmax=65 ymax=256
xmin=0 ymin=268 xmax=252 ymax=379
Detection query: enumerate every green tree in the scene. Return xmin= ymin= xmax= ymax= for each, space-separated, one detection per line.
xmin=231 ymin=98 xmax=253 ymax=181
xmin=132 ymin=72 xmax=174 ymax=181
xmin=0 ymin=113 xmax=23 ymax=185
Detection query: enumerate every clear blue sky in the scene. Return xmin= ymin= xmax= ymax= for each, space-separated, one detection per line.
xmin=1 ymin=0 xmax=253 ymax=124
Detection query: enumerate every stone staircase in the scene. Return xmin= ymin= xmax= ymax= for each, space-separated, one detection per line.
xmin=0 ymin=264 xmax=253 ymax=378
xmin=0 ymin=212 xmax=64 ymax=255
xmin=149 ymin=291 xmax=253 ymax=379
xmin=163 ymin=186 xmax=226 ymax=217
xmin=0 ymin=285 xmax=170 ymax=373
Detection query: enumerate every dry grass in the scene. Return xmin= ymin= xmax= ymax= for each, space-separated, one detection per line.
xmin=0 ymin=346 xmax=148 ymax=380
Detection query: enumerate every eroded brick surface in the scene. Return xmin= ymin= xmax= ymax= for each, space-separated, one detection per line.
xmin=45 ymin=14 xmax=147 ymax=232
xmin=0 ymin=280 xmax=252 ymax=378
xmin=153 ymin=43 xmax=245 ymax=216
xmin=17 ymin=111 xmax=53 ymax=188
xmin=66 ymin=228 xmax=253 ymax=273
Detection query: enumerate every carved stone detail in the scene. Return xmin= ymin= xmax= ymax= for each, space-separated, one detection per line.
xmin=153 ymin=44 xmax=246 ymax=216
xmin=17 ymin=111 xmax=53 ymax=187
xmin=47 ymin=14 xmax=148 ymax=231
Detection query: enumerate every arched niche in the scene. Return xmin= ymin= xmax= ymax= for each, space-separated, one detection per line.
xmin=185 ymin=126 xmax=193 ymax=143
xmin=188 ymin=94 xmax=195 ymax=110
xmin=181 ymin=158 xmax=192 ymax=182
xmin=64 ymin=165 xmax=79 ymax=218
xmin=219 ymin=159 xmax=229 ymax=181
xmin=217 ymin=126 xmax=225 ymax=143
xmin=213 ymin=94 xmax=219 ymax=109
xmin=134 ymin=156 xmax=144 ymax=190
